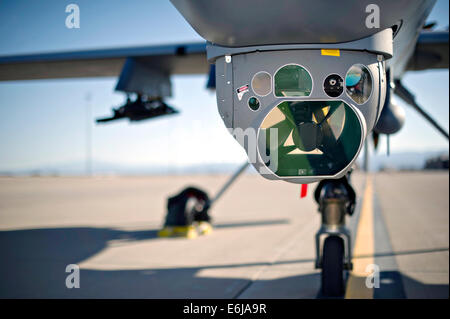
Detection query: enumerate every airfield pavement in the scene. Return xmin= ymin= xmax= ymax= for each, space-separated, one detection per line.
xmin=0 ymin=171 xmax=448 ymax=298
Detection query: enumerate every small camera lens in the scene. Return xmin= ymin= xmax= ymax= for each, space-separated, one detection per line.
xmin=248 ymin=97 xmax=260 ymax=111
xmin=324 ymin=74 xmax=343 ymax=98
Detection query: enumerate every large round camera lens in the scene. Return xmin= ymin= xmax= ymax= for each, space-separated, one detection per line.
xmin=258 ymin=100 xmax=362 ymax=177
xmin=323 ymin=74 xmax=343 ymax=97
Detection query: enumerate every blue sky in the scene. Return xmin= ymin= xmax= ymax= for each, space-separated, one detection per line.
xmin=0 ymin=0 xmax=448 ymax=171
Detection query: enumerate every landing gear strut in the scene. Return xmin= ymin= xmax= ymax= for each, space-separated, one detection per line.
xmin=314 ymin=172 xmax=355 ymax=297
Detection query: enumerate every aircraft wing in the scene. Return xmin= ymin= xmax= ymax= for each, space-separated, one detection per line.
xmin=0 ymin=42 xmax=208 ymax=82
xmin=406 ymin=30 xmax=449 ymax=71
xmin=0 ymin=31 xmax=447 ymax=85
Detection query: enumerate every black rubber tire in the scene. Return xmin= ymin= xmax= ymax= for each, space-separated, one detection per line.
xmin=321 ymin=235 xmax=345 ymax=297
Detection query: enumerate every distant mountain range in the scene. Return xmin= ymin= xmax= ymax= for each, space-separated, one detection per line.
xmin=361 ymin=149 xmax=449 ymax=172
xmin=1 ymin=150 xmax=448 ymax=176
xmin=0 ymin=161 xmax=247 ymax=176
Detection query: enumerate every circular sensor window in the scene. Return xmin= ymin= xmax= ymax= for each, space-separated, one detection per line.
xmin=324 ymin=74 xmax=344 ymax=97
xmin=248 ymin=96 xmax=260 ymax=111
xmin=274 ymin=64 xmax=312 ymax=97
xmin=252 ymin=72 xmax=272 ymax=96
xmin=345 ymin=64 xmax=372 ymax=104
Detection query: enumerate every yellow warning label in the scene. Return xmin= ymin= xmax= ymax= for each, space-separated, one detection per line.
xmin=321 ymin=49 xmax=340 ymax=57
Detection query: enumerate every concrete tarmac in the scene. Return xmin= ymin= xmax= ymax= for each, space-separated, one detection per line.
xmin=0 ymin=171 xmax=447 ymax=298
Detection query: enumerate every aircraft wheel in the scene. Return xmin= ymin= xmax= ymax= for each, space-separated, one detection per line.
xmin=321 ymin=235 xmax=345 ymax=297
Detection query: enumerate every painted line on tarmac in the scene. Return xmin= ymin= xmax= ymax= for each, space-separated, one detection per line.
xmin=345 ymin=175 xmax=375 ymax=299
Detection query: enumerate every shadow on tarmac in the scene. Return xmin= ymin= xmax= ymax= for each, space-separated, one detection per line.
xmin=0 ymin=224 xmax=447 ymax=298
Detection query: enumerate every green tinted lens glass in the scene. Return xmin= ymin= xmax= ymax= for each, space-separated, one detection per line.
xmin=248 ymin=97 xmax=260 ymax=110
xmin=274 ymin=65 xmax=312 ymax=97
xmin=258 ymin=101 xmax=362 ymax=177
